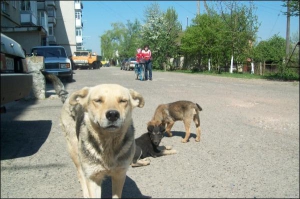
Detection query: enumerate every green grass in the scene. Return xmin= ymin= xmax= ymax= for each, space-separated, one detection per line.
xmin=155 ymin=69 xmax=265 ymax=79
xmin=153 ymin=69 xmax=299 ymax=81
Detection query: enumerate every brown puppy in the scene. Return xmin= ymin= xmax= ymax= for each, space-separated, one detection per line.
xmin=149 ymin=100 xmax=202 ymax=143
xmin=45 ymin=73 xmax=145 ymax=198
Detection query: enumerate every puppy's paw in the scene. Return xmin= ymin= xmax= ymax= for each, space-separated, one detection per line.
xmin=143 ymin=157 xmax=151 ymax=162
xmin=169 ymin=149 xmax=177 ymax=154
xmin=181 ymin=139 xmax=188 ymax=143
xmin=195 ymin=137 xmax=200 ymax=142
xmin=165 ymin=145 xmax=172 ymax=150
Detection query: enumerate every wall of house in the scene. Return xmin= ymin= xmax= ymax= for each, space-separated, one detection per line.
xmin=1 ymin=1 xmax=21 ymax=27
xmin=55 ymin=1 xmax=76 ymax=56
xmin=4 ymin=31 xmax=42 ymax=55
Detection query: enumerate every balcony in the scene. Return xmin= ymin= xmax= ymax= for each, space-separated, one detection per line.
xmin=48 ymin=16 xmax=56 ymax=25
xmin=75 ymin=1 xmax=83 ymax=10
xmin=38 ymin=11 xmax=48 ymax=32
xmin=48 ymin=35 xmax=56 ymax=44
xmin=75 ymin=19 xmax=82 ymax=28
xmin=46 ymin=1 xmax=56 ymax=8
xmin=37 ymin=1 xmax=45 ymax=10
xmin=20 ymin=11 xmax=37 ymax=26
xmin=76 ymin=36 xmax=82 ymax=43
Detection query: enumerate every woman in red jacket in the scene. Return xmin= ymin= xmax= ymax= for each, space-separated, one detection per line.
xmin=142 ymin=44 xmax=152 ymax=81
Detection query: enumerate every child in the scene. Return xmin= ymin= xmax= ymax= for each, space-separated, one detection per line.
xmin=135 ymin=48 xmax=144 ymax=80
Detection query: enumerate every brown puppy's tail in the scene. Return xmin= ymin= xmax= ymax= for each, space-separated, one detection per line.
xmin=44 ymin=73 xmax=69 ymax=103
xmin=195 ymin=103 xmax=203 ymax=111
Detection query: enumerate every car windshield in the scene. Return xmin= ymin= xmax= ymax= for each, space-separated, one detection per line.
xmin=32 ymin=47 xmax=67 ymax=58
xmin=130 ymin=58 xmax=136 ymax=61
xmin=74 ymin=52 xmax=89 ymax=56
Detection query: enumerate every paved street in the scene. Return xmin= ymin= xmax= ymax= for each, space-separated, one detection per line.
xmin=1 ymin=66 xmax=299 ymax=198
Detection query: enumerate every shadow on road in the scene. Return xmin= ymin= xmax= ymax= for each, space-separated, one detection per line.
xmin=165 ymin=131 xmax=197 ymax=139
xmin=101 ymin=175 xmax=151 ymax=198
xmin=0 ymin=120 xmax=52 ymax=160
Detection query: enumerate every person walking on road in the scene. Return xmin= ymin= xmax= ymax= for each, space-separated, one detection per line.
xmin=142 ymin=44 xmax=152 ymax=81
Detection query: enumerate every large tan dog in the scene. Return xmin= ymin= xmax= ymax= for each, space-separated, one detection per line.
xmin=45 ymin=74 xmax=144 ymax=198
xmin=149 ymin=100 xmax=202 ymax=143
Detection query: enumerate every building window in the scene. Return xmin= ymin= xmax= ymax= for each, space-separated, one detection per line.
xmin=76 ymin=29 xmax=82 ymax=36
xmin=1 ymin=1 xmax=8 ymax=13
xmin=47 ymin=7 xmax=56 ymax=17
xmin=75 ymin=12 xmax=81 ymax=19
xmin=41 ymin=37 xmax=47 ymax=46
xmin=48 ymin=24 xmax=54 ymax=36
xmin=12 ymin=1 xmax=17 ymax=8
xmin=20 ymin=0 xmax=31 ymax=11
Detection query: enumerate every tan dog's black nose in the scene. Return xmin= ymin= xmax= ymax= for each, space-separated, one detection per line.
xmin=106 ymin=110 xmax=120 ymax=122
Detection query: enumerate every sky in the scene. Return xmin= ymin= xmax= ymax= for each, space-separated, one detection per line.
xmin=81 ymin=1 xmax=299 ymax=55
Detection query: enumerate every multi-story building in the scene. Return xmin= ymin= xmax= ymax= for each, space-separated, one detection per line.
xmin=74 ymin=0 xmax=83 ymax=51
xmin=1 ymin=0 xmax=47 ymax=54
xmin=1 ymin=0 xmax=81 ymax=56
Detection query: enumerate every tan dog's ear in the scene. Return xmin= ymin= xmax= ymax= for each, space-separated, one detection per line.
xmin=129 ymin=89 xmax=145 ymax=108
xmin=69 ymin=87 xmax=90 ymax=106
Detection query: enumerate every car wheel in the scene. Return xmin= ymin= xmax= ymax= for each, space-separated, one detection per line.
xmin=66 ymin=73 xmax=73 ymax=82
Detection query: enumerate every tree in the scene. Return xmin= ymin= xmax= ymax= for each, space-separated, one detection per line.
xmin=180 ymin=14 xmax=227 ymax=71
xmin=141 ymin=3 xmax=181 ymax=70
xmin=119 ymin=19 xmax=142 ymax=59
xmin=100 ymin=22 xmax=126 ymax=61
xmin=282 ymin=0 xmax=300 ymax=16
xmin=215 ymin=1 xmax=259 ymax=73
xmin=253 ymin=34 xmax=286 ymax=63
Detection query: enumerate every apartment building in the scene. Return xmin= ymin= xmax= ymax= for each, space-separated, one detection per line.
xmin=1 ymin=0 xmax=82 ymax=56
xmin=75 ymin=0 xmax=83 ymax=51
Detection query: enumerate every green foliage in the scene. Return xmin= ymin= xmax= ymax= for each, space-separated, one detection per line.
xmin=282 ymin=0 xmax=300 ymax=17
xmin=141 ymin=3 xmax=181 ymax=70
xmin=180 ymin=1 xmax=259 ymax=70
xmin=98 ymin=1 xmax=297 ymax=82
xmin=100 ymin=22 xmax=127 ymax=60
xmin=253 ymin=34 xmax=286 ymax=62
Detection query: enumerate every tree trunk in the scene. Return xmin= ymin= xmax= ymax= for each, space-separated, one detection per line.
xmin=259 ymin=62 xmax=262 ymax=76
xmin=251 ymin=62 xmax=254 ymax=74
xmin=230 ymin=55 xmax=234 ymax=73
xmin=208 ymin=58 xmax=211 ymax=71
xmin=263 ymin=61 xmax=265 ymax=76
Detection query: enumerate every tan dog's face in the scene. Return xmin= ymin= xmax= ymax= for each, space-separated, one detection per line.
xmin=69 ymin=84 xmax=144 ymax=132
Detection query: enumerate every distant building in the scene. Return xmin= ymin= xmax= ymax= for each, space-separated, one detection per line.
xmin=74 ymin=0 xmax=83 ymax=51
xmin=1 ymin=0 xmax=81 ymax=56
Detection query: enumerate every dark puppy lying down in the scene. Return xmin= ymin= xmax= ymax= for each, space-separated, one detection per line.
xmin=131 ymin=122 xmax=177 ymax=167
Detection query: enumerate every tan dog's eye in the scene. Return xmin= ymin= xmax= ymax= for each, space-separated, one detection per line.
xmin=119 ymin=99 xmax=128 ymax=104
xmin=94 ymin=99 xmax=102 ymax=103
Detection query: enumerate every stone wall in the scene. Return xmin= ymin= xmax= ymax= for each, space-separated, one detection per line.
xmin=25 ymin=56 xmax=46 ymax=100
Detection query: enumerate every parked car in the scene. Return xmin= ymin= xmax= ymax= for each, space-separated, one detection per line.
xmin=120 ymin=58 xmax=128 ymax=70
xmin=31 ymin=46 xmax=73 ymax=82
xmin=125 ymin=57 xmax=137 ymax=71
xmin=0 ymin=33 xmax=32 ymax=106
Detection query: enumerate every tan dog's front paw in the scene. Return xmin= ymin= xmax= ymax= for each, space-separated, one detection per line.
xmin=167 ymin=132 xmax=173 ymax=137
xmin=181 ymin=139 xmax=188 ymax=143
xmin=165 ymin=145 xmax=172 ymax=150
xmin=195 ymin=137 xmax=200 ymax=142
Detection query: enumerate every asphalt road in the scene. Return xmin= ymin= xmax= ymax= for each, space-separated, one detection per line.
xmin=1 ymin=67 xmax=299 ymax=198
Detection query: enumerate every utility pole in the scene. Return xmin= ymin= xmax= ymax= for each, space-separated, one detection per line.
xmin=187 ymin=16 xmax=189 ymax=28
xmin=285 ymin=0 xmax=290 ymax=61
xmin=203 ymin=0 xmax=210 ymax=15
xmin=197 ymin=1 xmax=200 ymax=15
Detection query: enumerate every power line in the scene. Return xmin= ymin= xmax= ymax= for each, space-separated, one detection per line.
xmin=97 ymin=1 xmax=126 ymax=22
xmin=174 ymin=2 xmax=196 ymax=16
xmin=268 ymin=8 xmax=284 ymax=38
